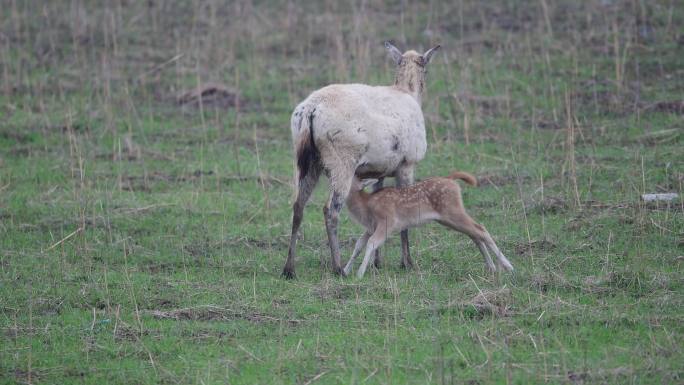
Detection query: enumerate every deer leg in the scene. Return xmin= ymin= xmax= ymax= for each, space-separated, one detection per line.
xmin=343 ymin=231 xmax=371 ymax=276
xmin=474 ymin=239 xmax=497 ymax=272
xmin=283 ymin=165 xmax=321 ymax=279
xmin=440 ymin=213 xmax=508 ymax=273
xmin=357 ymin=225 xmax=390 ymax=278
xmin=395 ymin=167 xmax=414 ymax=269
xmin=482 ymin=232 xmax=514 ymax=271
xmin=323 ymin=185 xmax=350 ymax=276
xmin=439 ymin=218 xmax=495 ymax=272
xmin=371 ymin=178 xmax=384 ymax=269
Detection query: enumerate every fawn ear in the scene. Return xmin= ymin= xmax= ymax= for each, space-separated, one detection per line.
xmin=422 ymin=44 xmax=441 ymax=65
xmin=384 ymin=41 xmax=403 ymax=65
xmin=361 ymin=178 xmax=379 ymax=189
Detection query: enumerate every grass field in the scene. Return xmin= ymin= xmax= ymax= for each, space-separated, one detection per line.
xmin=1 ymin=1 xmax=682 ymax=384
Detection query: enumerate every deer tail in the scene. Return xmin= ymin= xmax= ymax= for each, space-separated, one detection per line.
xmin=445 ymin=171 xmax=477 ymax=186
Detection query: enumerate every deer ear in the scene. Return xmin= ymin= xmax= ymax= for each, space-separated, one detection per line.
xmin=361 ymin=178 xmax=379 ymax=189
xmin=384 ymin=41 xmax=403 ymax=65
xmin=422 ymin=44 xmax=441 ymax=65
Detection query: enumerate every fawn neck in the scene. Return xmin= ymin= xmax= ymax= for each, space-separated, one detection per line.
xmin=346 ymin=188 xmax=373 ymax=227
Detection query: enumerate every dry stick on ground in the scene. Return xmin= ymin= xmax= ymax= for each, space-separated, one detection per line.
xmin=442 ymin=53 xmax=458 ymax=145
xmin=254 ymin=124 xmax=271 ymax=214
xmin=121 ymin=239 xmax=159 ymax=376
xmin=458 ymin=62 xmax=472 ymax=145
xmin=233 ymin=66 xmax=242 ymax=177
xmin=303 ymin=371 xmax=328 ymax=385
xmin=613 ymin=20 xmax=622 ymax=95
xmin=253 ymin=122 xmax=274 ymax=264
xmin=237 ymin=344 xmax=263 ymax=363
xmin=135 ymin=53 xmax=184 ymax=84
xmin=539 ymin=0 xmax=553 ymax=38
xmin=564 ymin=90 xmax=581 ymax=208
xmin=515 ymin=166 xmax=533 ymax=268
xmin=44 ymin=227 xmax=83 ymax=252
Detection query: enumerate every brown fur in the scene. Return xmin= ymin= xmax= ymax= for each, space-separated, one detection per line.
xmin=284 ymin=43 xmax=440 ymax=278
xmin=445 ymin=171 xmax=477 ymax=186
xmin=343 ymin=171 xmax=514 ymax=278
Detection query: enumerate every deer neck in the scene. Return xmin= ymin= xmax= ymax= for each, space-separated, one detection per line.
xmin=393 ymin=69 xmax=425 ymax=105
xmin=346 ymin=190 xmax=372 ymax=227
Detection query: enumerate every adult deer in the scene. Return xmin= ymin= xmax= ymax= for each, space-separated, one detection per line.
xmin=283 ymin=41 xmax=441 ymax=278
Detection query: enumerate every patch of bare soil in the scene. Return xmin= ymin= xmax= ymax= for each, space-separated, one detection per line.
xmin=32 ymin=296 xmax=64 ymax=316
xmin=0 ymin=130 xmax=34 ymax=144
xmin=534 ymin=119 xmax=562 ymax=130
xmin=572 ymin=79 xmax=643 ymax=116
xmin=95 ymin=134 xmax=174 ymax=161
xmin=57 ymin=122 xmax=91 ymax=133
xmin=183 ymin=237 xmax=216 ymax=258
xmin=582 ymin=273 xmax=613 ymax=294
xmin=458 ymin=287 xmax=512 ymax=318
xmin=636 ymin=128 xmax=682 ymax=146
xmin=312 ymin=283 xmax=359 ymax=301
xmin=531 ymin=272 xmax=574 ymax=293
xmin=145 ymin=305 xmax=300 ymax=326
xmin=176 ymin=82 xmax=240 ymax=109
xmin=643 ymin=100 xmax=684 ymax=115
xmin=113 ymin=323 xmax=139 ymax=342
xmin=223 ymin=235 xmax=288 ymax=250
xmin=116 ymin=170 xmax=287 ymax=192
xmin=113 ymin=323 xmax=161 ymax=342
xmin=116 ymin=171 xmax=190 ymax=192
xmin=477 ymin=172 xmax=531 ymax=187
xmin=582 ymin=269 xmax=660 ymax=295
xmin=583 ymin=199 xmax=682 ymax=212
xmin=180 ymin=328 xmax=233 ymax=342
xmin=514 ymin=239 xmax=557 ymax=257
xmin=451 ymin=92 xmax=517 ymax=116
xmin=573 ymin=82 xmax=683 ymax=118
xmin=527 ymin=196 xmax=568 ymax=214
xmin=148 ymin=297 xmax=179 ymax=310
xmin=567 ymin=370 xmax=590 ymax=384
xmin=572 ymin=367 xmax=643 ymax=384
xmin=13 ymin=369 xmax=43 ymax=383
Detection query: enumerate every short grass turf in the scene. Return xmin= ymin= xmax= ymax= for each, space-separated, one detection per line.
xmin=1 ymin=1 xmax=683 ymax=384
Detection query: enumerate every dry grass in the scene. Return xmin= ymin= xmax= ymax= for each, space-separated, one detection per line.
xmin=0 ymin=1 xmax=682 ymax=384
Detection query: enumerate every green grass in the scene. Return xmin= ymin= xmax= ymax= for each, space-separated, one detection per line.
xmin=1 ymin=1 xmax=682 ymax=384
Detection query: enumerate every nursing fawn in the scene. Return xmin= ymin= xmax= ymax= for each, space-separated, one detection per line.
xmin=343 ymin=171 xmax=514 ymax=278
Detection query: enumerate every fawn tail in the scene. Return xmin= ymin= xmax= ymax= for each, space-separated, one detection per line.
xmin=445 ymin=171 xmax=477 ymax=186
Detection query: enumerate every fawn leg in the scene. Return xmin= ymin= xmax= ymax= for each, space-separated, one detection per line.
xmin=371 ymin=178 xmax=384 ymax=268
xmin=343 ymin=231 xmax=371 ymax=276
xmin=357 ymin=226 xmax=389 ymax=278
xmin=395 ymin=167 xmax=414 ymax=269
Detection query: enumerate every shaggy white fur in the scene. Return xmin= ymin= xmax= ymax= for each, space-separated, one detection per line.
xmin=283 ymin=42 xmax=441 ymax=278
xmin=292 ymin=83 xmax=426 ymax=193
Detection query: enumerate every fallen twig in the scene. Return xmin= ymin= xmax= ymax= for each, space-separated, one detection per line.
xmin=303 ymin=371 xmax=328 ymax=385
xmin=641 ymin=193 xmax=678 ymax=202
xmin=45 ymin=227 xmax=83 ymax=252
xmin=237 ymin=344 xmax=263 ymax=362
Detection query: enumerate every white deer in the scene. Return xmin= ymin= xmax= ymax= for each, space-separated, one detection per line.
xmin=283 ymin=42 xmax=441 ymax=278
